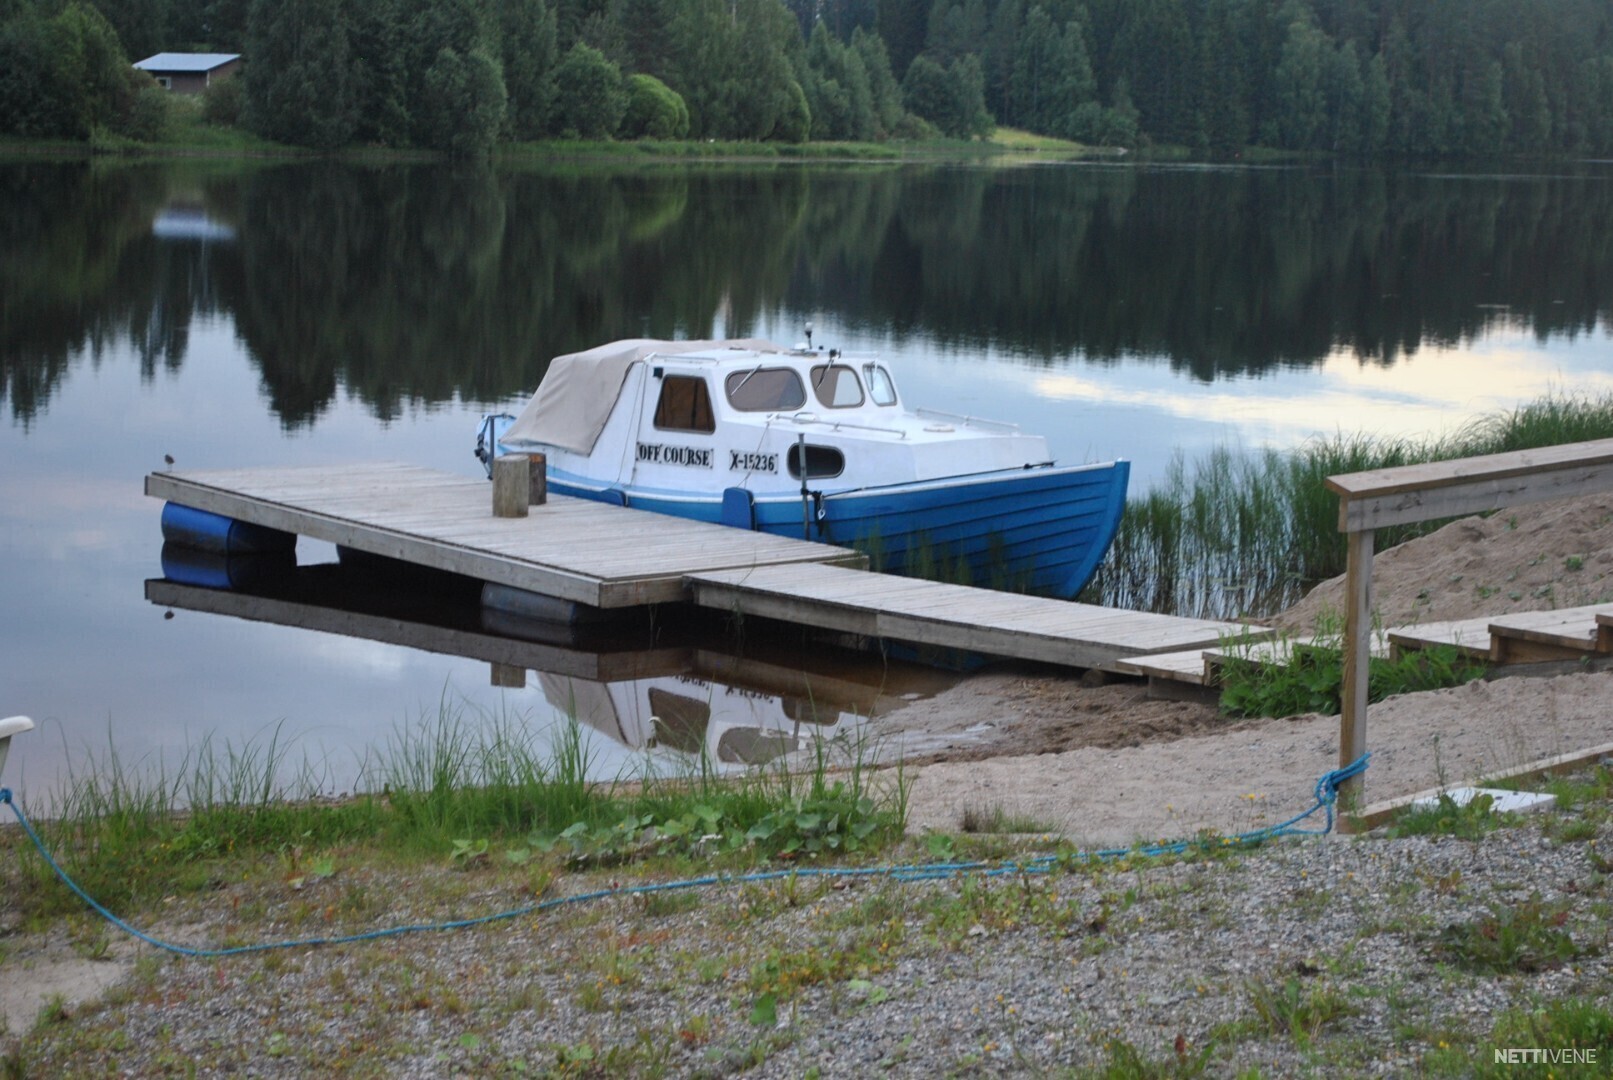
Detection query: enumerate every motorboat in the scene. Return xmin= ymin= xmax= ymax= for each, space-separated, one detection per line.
xmin=476 ymin=338 xmax=1128 ymax=599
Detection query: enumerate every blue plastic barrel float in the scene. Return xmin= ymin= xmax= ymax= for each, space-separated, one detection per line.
xmin=160 ymin=502 xmax=297 ymax=557
xmin=159 ymin=542 xmax=295 ymax=590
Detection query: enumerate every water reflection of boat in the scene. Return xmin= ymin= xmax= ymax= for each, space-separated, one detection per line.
xmin=538 ymin=672 xmax=853 ymax=767
xmin=146 ymin=553 xmax=920 ymax=772
xmin=477 ymin=339 xmax=1129 ymax=598
xmin=150 ymin=204 xmax=237 ymax=243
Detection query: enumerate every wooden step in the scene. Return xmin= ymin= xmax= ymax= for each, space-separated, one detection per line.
xmin=1110 ymin=646 xmax=1218 ymax=686
xmin=1489 ymin=604 xmax=1613 ymax=664
xmin=1385 ymin=616 xmax=1496 ymax=661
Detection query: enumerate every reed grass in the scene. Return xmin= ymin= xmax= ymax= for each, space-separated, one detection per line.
xmin=6 ymin=701 xmax=906 ymax=921
xmin=1084 ymin=392 xmax=1613 ymax=620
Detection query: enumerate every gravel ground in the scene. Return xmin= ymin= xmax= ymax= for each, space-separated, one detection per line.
xmin=6 ymin=786 xmax=1611 ymax=1078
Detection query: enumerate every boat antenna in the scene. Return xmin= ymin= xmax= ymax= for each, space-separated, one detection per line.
xmin=804 ymin=322 xmax=813 ymax=349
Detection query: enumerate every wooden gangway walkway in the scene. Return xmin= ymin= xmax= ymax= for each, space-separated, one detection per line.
xmin=146 ymin=463 xmax=1252 ymax=673
xmin=687 ymin=563 xmax=1249 ymax=672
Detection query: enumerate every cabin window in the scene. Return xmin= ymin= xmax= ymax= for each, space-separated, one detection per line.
xmin=653 ymin=374 xmax=715 ymax=433
xmin=864 ymin=364 xmax=898 ymax=406
xmin=787 ymin=443 xmax=845 ymax=480
xmin=647 ymin=689 xmax=710 ymax=754
xmin=810 ymin=364 xmax=864 ymax=408
xmin=725 ymin=367 xmax=805 ymax=411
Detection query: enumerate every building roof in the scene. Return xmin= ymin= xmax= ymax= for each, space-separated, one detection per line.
xmin=134 ymin=53 xmax=240 ymax=73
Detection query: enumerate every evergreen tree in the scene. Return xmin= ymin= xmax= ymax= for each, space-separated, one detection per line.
xmin=1199 ymin=0 xmax=1249 ymax=155
xmin=1502 ymin=41 xmax=1551 ymax=152
xmin=1274 ymin=11 xmax=1328 ymax=149
xmin=902 ymin=51 xmax=988 ymax=137
xmin=242 ymin=0 xmax=357 ymax=149
xmin=877 ymin=0 xmax=927 ymax=78
xmin=349 ymin=0 xmax=409 ymax=146
xmin=500 ymin=0 xmax=558 ymax=139
xmin=981 ymin=0 xmax=1019 ymax=124
xmin=420 ymin=46 xmax=507 ymax=155
xmin=853 ymin=26 xmax=904 ymax=136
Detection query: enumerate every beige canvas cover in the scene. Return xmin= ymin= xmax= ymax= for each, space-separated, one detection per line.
xmin=501 ymin=338 xmax=787 ymax=455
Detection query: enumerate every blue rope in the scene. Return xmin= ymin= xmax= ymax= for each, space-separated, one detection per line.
xmin=0 ymin=753 xmax=1367 ymax=959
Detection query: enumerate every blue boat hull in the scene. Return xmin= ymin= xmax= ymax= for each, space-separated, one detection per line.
xmin=543 ymin=462 xmax=1130 ymax=599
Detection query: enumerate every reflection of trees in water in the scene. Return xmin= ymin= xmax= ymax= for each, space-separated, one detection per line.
xmin=792 ymin=166 xmax=1613 ymax=380
xmin=5 ymin=160 xmax=1613 ymax=427
xmin=222 ymin=162 xmax=813 ymax=426
xmin=0 ymin=163 xmax=218 ymax=423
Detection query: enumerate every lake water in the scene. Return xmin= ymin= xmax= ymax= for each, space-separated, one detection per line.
xmin=4 ymin=156 xmax=1612 ymax=804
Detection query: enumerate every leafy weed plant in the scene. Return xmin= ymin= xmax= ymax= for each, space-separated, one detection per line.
xmin=1242 ymin=975 xmax=1355 ymax=1045
xmin=1218 ymin=615 xmax=1485 ymax=719
xmin=1071 ymin=1036 xmax=1220 ymax=1078
xmin=1433 ymin=895 xmax=1590 ymax=974
xmin=1386 ymin=791 xmax=1511 ymax=841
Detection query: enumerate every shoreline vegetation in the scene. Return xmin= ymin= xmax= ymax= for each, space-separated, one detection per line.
xmin=1084 ymin=392 xmax=1613 ymax=621
xmin=9 ymin=3 xmax=1613 ymax=162
xmin=0 ymin=115 xmax=1115 ymax=164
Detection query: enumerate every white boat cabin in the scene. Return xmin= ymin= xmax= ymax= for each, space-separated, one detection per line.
xmin=500 ymin=339 xmax=1054 ymax=495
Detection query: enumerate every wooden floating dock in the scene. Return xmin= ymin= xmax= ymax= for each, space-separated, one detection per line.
xmin=145 ymin=463 xmax=1253 ymax=674
xmin=147 ymin=464 xmax=864 ymax=608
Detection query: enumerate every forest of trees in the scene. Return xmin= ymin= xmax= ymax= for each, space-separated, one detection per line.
xmin=4 ymin=0 xmax=1613 ymax=156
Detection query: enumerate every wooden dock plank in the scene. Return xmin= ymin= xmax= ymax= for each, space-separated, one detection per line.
xmin=148 ymin=464 xmax=863 ymax=609
xmin=1109 ymin=646 xmax=1215 ymax=685
xmin=686 ymin=563 xmax=1250 ymax=671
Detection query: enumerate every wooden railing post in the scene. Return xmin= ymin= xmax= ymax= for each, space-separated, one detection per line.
xmin=1338 ymin=525 xmax=1373 ymax=808
xmin=1325 ymin=436 xmax=1613 ymax=820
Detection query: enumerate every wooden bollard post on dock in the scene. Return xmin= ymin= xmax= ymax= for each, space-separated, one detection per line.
xmin=492 ymin=454 xmax=530 ymax=517
xmin=528 ymin=452 xmax=547 ymax=506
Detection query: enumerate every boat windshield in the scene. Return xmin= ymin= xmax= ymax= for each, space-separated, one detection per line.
xmin=725 ymin=368 xmax=805 ymax=411
xmin=863 ymin=363 xmax=898 ymax=406
xmin=810 ymin=364 xmax=864 ymax=408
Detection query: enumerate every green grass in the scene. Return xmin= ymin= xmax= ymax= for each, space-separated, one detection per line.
xmin=1084 ymin=392 xmax=1613 ymax=620
xmin=1215 ymin=615 xmax=1487 ymax=719
xmin=1241 ymin=974 xmax=1355 ymax=1045
xmin=6 ymin=701 xmax=907 ymax=922
xmin=1470 ymin=997 xmax=1613 ymax=1078
xmin=1386 ymin=790 xmax=1513 ymax=841
xmin=1432 ymin=895 xmax=1590 ymax=975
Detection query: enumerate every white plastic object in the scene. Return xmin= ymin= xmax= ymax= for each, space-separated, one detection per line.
xmin=0 ymin=715 xmax=34 ymax=782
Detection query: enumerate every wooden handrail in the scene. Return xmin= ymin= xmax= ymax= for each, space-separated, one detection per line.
xmin=1328 ymin=436 xmax=1613 ymax=808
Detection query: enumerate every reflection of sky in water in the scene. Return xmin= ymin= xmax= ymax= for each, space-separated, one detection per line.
xmin=6 ymin=305 xmax=1612 ymax=806
xmin=751 ymin=315 xmax=1613 ymax=487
